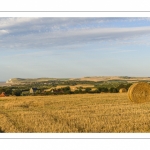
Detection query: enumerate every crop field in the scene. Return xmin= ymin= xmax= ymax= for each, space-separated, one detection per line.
xmin=56 ymin=84 xmax=94 ymax=88
xmin=0 ymin=93 xmax=150 ymax=133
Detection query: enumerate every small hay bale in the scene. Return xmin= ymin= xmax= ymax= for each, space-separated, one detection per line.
xmin=127 ymin=82 xmax=150 ymax=103
xmin=119 ymin=88 xmax=127 ymax=93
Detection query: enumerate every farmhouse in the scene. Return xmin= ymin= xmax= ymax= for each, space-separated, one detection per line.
xmin=0 ymin=92 xmax=6 ymax=97
xmin=30 ymin=88 xmax=39 ymax=94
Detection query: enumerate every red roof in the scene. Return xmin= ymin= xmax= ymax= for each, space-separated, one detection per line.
xmin=0 ymin=92 xmax=6 ymax=97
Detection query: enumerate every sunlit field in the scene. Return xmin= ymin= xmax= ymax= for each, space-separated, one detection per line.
xmin=0 ymin=93 xmax=150 ymax=133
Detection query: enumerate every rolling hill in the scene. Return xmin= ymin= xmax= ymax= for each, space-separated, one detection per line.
xmin=5 ymin=76 xmax=150 ymax=84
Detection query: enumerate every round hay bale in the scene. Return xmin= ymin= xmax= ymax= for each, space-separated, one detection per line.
xmin=127 ymin=83 xmax=138 ymax=102
xmin=119 ymin=88 xmax=127 ymax=93
xmin=127 ymin=82 xmax=150 ymax=103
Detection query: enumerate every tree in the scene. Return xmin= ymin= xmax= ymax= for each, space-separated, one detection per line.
xmin=109 ymin=88 xmax=118 ymax=93
xmin=61 ymin=86 xmax=71 ymax=94
xmin=12 ymin=90 xmax=22 ymax=96
xmin=117 ymin=83 xmax=132 ymax=91
xmin=62 ymin=86 xmax=70 ymax=91
xmin=101 ymin=87 xmax=108 ymax=93
xmin=97 ymin=87 xmax=102 ymax=93
xmin=85 ymin=87 xmax=91 ymax=93
xmin=5 ymin=88 xmax=12 ymax=95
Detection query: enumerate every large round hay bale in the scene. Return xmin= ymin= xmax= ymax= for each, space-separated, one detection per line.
xmin=128 ymin=83 xmax=138 ymax=102
xmin=127 ymin=82 xmax=150 ymax=103
xmin=119 ymin=88 xmax=127 ymax=93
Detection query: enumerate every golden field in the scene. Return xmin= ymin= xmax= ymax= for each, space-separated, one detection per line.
xmin=0 ymin=93 xmax=150 ymax=133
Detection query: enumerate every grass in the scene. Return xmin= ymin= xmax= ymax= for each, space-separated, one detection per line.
xmin=0 ymin=93 xmax=150 ymax=133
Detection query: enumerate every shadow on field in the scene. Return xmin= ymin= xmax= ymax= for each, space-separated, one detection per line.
xmin=0 ymin=127 xmax=4 ymax=133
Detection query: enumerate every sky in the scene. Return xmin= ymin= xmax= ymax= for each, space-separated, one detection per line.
xmin=1 ymin=17 xmax=150 ymax=81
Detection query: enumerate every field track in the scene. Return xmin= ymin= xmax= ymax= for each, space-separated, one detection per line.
xmin=0 ymin=93 xmax=150 ymax=133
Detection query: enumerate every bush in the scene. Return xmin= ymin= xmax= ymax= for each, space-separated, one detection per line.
xmin=12 ymin=90 xmax=22 ymax=96
xmin=85 ymin=88 xmax=91 ymax=93
xmin=101 ymin=87 xmax=108 ymax=93
xmin=109 ymin=88 xmax=118 ymax=93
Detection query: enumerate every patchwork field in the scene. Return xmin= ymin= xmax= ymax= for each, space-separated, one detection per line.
xmin=0 ymin=93 xmax=150 ymax=133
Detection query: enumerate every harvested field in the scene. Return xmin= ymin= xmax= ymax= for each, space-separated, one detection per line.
xmin=56 ymin=84 xmax=94 ymax=88
xmin=44 ymin=84 xmax=95 ymax=92
xmin=0 ymin=93 xmax=150 ymax=132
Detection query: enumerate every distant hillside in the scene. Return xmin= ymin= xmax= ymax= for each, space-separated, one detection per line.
xmin=6 ymin=78 xmax=70 ymax=84
xmin=70 ymin=76 xmax=150 ymax=82
xmin=5 ymin=76 xmax=150 ymax=84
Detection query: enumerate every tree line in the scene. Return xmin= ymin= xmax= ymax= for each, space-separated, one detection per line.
xmin=0 ymin=83 xmax=132 ymax=96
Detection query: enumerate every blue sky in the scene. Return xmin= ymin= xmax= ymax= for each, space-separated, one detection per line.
xmin=1 ymin=17 xmax=150 ymax=81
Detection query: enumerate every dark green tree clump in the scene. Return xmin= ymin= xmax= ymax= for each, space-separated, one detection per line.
xmin=12 ymin=90 xmax=22 ymax=96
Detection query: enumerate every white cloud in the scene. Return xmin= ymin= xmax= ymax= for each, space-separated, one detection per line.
xmin=1 ymin=26 xmax=150 ymax=51
xmin=0 ymin=29 xmax=9 ymax=35
xmin=1 ymin=18 xmax=150 ymax=51
xmin=109 ymin=50 xmax=137 ymax=53
xmin=0 ymin=17 xmax=38 ymax=28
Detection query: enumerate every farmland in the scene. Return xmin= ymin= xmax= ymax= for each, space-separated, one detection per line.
xmin=0 ymin=93 xmax=150 ymax=133
xmin=2 ymin=76 xmax=150 ymax=96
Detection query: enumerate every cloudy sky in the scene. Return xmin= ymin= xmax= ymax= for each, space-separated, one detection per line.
xmin=1 ymin=17 xmax=150 ymax=81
